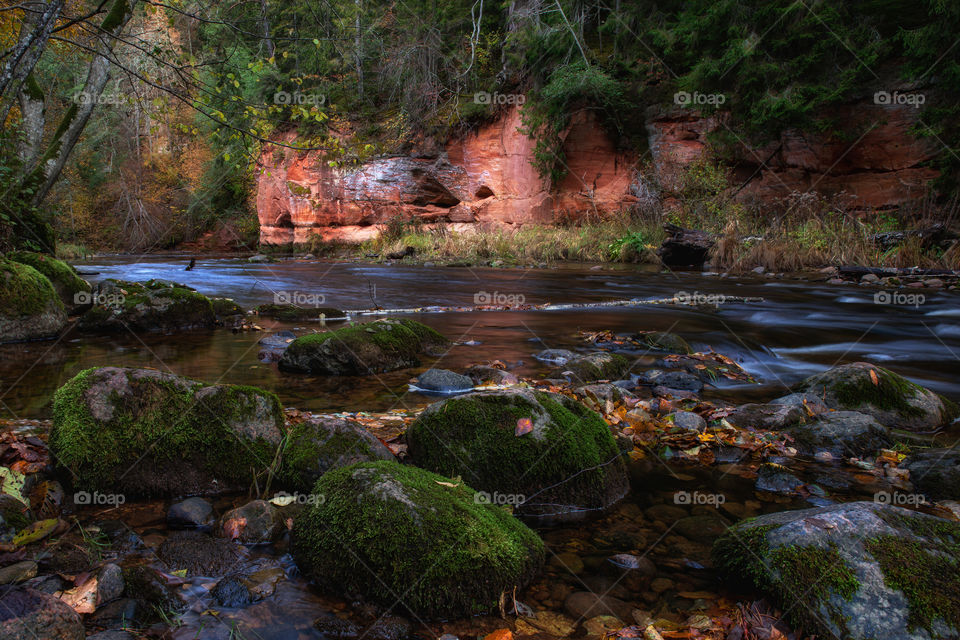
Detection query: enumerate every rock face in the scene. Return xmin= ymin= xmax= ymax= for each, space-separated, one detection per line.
xmin=291 ymin=461 xmax=545 ymax=618
xmin=278 ymin=318 xmax=449 ymax=375
xmin=713 ymin=501 xmax=960 ymax=640
xmin=406 ymin=389 xmax=629 ymax=522
xmin=258 ymin=96 xmax=937 ymax=246
xmin=278 ymin=416 xmax=395 ymax=491
xmin=49 ymin=367 xmax=285 ymax=496
xmin=794 ymin=362 xmax=958 ymax=431
xmin=0 ymin=258 xmax=67 ymax=343
xmin=257 ymin=106 xmax=638 ymax=245
xmin=76 ymin=279 xmax=215 ymax=334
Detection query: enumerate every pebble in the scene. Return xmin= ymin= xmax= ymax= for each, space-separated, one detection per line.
xmin=550 ymin=551 xmax=584 ymax=574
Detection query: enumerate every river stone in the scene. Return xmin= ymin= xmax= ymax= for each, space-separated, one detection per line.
xmin=794 ymin=362 xmax=958 ymax=431
xmin=313 ymin=614 xmax=362 ymax=638
xmin=0 ymin=258 xmax=67 ymax=343
xmin=755 ymin=463 xmax=801 ymax=494
xmin=278 ymin=416 xmax=395 ymax=491
xmin=278 ymin=318 xmax=449 ymax=375
xmin=564 ymin=592 xmax=633 ymax=621
xmin=637 ymin=331 xmax=692 ymax=354
xmin=0 ymin=561 xmax=37 ymax=585
xmin=76 ymin=279 xmax=215 ymax=334
xmin=211 ymin=297 xmax=245 ymax=326
xmin=219 ymin=500 xmax=281 ymax=544
xmin=673 ymin=514 xmax=730 ymax=543
xmin=211 ymin=575 xmax=253 ymax=608
xmin=407 ymin=389 xmax=630 ymax=522
xmin=49 ymin=367 xmax=284 ymax=497
xmin=167 ymin=497 xmax=214 ymax=529
xmin=562 ymin=353 xmax=631 ymax=382
xmin=415 ymin=368 xmax=474 ymax=393
xmin=902 ymin=448 xmax=960 ymax=500
xmin=666 ymin=411 xmax=706 ymax=432
xmin=0 ymin=586 xmax=84 ymax=640
xmin=639 ymin=370 xmax=703 ymax=393
xmin=291 ymin=461 xmax=545 ymax=618
xmin=534 ymin=349 xmax=578 ymax=364
xmin=576 ymin=383 xmax=637 ymax=404
xmin=7 ymin=252 xmax=91 ymax=315
xmin=157 ymin=531 xmax=242 ymax=577
xmin=366 ymin=616 xmax=412 ymax=640
xmin=785 ymin=411 xmax=892 ymax=457
xmin=465 ymin=365 xmax=519 ymax=386
xmin=726 ymin=401 xmax=811 ymax=430
xmin=713 ymin=501 xmax=960 ymax=640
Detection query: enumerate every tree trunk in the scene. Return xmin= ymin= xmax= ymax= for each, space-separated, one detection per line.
xmin=0 ymin=0 xmax=64 ymax=125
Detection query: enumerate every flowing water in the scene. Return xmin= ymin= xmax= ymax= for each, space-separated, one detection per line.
xmin=4 ymin=255 xmax=959 ymax=639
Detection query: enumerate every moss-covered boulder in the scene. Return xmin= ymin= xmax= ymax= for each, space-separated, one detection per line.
xmin=406 ymin=389 xmax=629 ymax=522
xmin=713 ymin=501 xmax=960 ymax=640
xmin=562 ymin=352 xmax=631 ymax=382
xmin=795 ymin=362 xmax=958 ymax=431
xmin=49 ymin=367 xmax=284 ymax=496
xmin=0 ymin=258 xmax=66 ymax=343
xmin=291 ymin=461 xmax=545 ymax=618
xmin=278 ymin=318 xmax=449 ymax=375
xmin=278 ymin=416 xmax=394 ymax=491
xmin=7 ymin=252 xmax=90 ymax=315
xmin=636 ymin=331 xmax=692 ymax=354
xmin=255 ymin=304 xmax=346 ymax=322
xmin=76 ymin=279 xmax=215 ymax=334
xmin=211 ymin=297 xmax=245 ymax=326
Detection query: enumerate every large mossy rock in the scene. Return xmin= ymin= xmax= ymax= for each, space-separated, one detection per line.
xmin=562 ymin=352 xmax=631 ymax=382
xmin=0 ymin=258 xmax=66 ymax=343
xmin=902 ymin=448 xmax=960 ymax=500
xmin=291 ymin=461 xmax=545 ymax=618
xmin=713 ymin=502 xmax=960 ymax=640
xmin=278 ymin=318 xmax=449 ymax=375
xmin=7 ymin=252 xmax=90 ymax=315
xmin=794 ymin=362 xmax=958 ymax=431
xmin=406 ymin=389 xmax=629 ymax=522
xmin=49 ymin=367 xmax=284 ymax=496
xmin=76 ymin=279 xmax=215 ymax=333
xmin=278 ymin=416 xmax=395 ymax=491
xmin=255 ymin=303 xmax=346 ymax=322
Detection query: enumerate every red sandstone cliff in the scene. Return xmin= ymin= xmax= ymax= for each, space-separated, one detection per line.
xmin=256 ymin=97 xmax=939 ymax=246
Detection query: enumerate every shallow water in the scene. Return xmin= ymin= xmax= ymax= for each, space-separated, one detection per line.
xmin=6 ymin=255 xmax=960 ymax=638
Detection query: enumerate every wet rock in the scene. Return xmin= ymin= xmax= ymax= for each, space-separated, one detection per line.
xmin=523 ymin=611 xmax=577 ymax=636
xmin=415 ymin=368 xmax=474 ymax=393
xmin=313 ymin=614 xmax=361 ymax=639
xmin=120 ymin=565 xmax=183 ymax=622
xmin=785 ymin=411 xmax=892 ymax=457
xmin=88 ymin=597 xmax=139 ymax=628
xmin=0 ymin=258 xmax=67 ymax=343
xmin=666 ymin=411 xmax=706 ymax=432
xmin=88 ymin=632 xmax=136 ymax=640
xmin=211 ymin=298 xmax=245 ymax=326
xmin=902 ymin=448 xmax=960 ymax=500
xmin=255 ymin=304 xmax=346 ymax=322
xmin=248 ymin=254 xmax=272 ymax=263
xmin=576 ymin=383 xmax=637 ymax=404
xmin=713 ymin=501 xmax=960 ymax=640
xmin=562 ymin=353 xmax=631 ymax=382
xmin=211 ymin=575 xmax=253 ymax=608
xmin=794 ymin=362 xmax=958 ymax=431
xmin=76 ymin=279 xmax=215 ymax=334
xmin=49 ymin=367 xmax=284 ymax=497
xmin=167 ymin=497 xmax=214 ymax=529
xmin=278 ymin=318 xmax=449 ymax=375
xmin=645 ymin=504 xmax=688 ymax=522
xmin=97 ymin=563 xmax=124 ymax=603
xmin=366 ymin=616 xmax=412 ymax=640
xmin=0 ymin=561 xmax=37 ymax=585
xmin=278 ymin=416 xmax=395 ymax=491
xmin=0 ymin=586 xmax=84 ymax=640
xmin=726 ymin=401 xmax=809 ymax=430
xmin=407 ymin=389 xmax=630 ymax=522
xmin=639 ymin=370 xmax=703 ymax=393
xmin=755 ymin=463 xmax=801 ymax=494
xmin=259 ymin=330 xmax=297 ymax=350
xmin=564 ymin=591 xmax=633 ymax=621
xmin=157 ymin=531 xmax=242 ymax=577
xmin=657 ymin=224 xmax=715 ymax=268
xmin=291 ymin=461 xmax=545 ymax=617
xmin=606 ymin=554 xmax=656 ymax=577
xmin=534 ymin=349 xmax=579 ymax=365
xmin=95 ymin=520 xmax=144 ymax=552
xmin=673 ymin=515 xmax=730 ymax=543
xmin=7 ymin=252 xmax=90 ymax=315
xmin=550 ymin=552 xmax=584 ymax=574
xmin=584 ymin=615 xmax=622 ymax=636
xmin=219 ymin=500 xmax=281 ymax=544
xmin=637 ymin=331 xmax=692 ymax=355
xmin=465 ymin=365 xmax=519 ymax=386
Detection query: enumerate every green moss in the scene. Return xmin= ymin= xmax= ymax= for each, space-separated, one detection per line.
xmin=407 ymin=390 xmax=625 ymax=516
xmin=829 ymin=366 xmax=926 ymax=418
xmin=0 ymin=496 xmax=31 ymax=531
xmin=8 ymin=251 xmax=90 ymax=307
xmin=291 ymin=461 xmax=545 ymax=617
xmin=565 ymin=353 xmax=631 ymax=381
xmin=640 ymin=331 xmax=692 ymax=354
xmin=211 ymin=297 xmax=244 ymax=318
xmin=277 ymin=420 xmax=388 ymax=490
xmin=0 ymin=257 xmax=63 ymax=317
xmin=713 ymin=523 xmax=859 ymax=636
xmin=49 ymin=368 xmax=284 ymax=495
xmin=255 ymin=303 xmax=345 ymax=321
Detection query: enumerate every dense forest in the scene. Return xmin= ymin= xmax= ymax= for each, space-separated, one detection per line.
xmin=1 ymin=0 xmax=959 ymax=253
